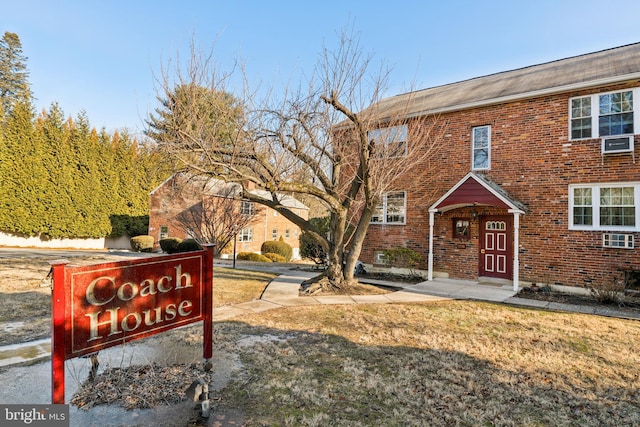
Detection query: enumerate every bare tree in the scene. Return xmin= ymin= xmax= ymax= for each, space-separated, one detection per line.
xmin=150 ymin=31 xmax=440 ymax=289
xmin=173 ymin=182 xmax=260 ymax=256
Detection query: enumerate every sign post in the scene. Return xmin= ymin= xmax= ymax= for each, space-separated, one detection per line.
xmin=50 ymin=260 xmax=69 ymax=405
xmin=50 ymin=246 xmax=214 ymax=404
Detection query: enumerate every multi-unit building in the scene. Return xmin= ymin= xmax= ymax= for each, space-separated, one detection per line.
xmin=149 ymin=174 xmax=308 ymax=258
xmin=359 ymin=42 xmax=640 ymax=292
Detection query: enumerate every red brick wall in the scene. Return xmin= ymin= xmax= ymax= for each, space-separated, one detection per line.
xmin=149 ymin=177 xmax=308 ymax=257
xmin=361 ymin=81 xmax=640 ymax=288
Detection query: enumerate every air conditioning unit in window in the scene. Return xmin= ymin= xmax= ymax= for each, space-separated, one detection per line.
xmin=601 ymin=135 xmax=633 ymax=154
xmin=602 ymin=233 xmax=634 ymax=249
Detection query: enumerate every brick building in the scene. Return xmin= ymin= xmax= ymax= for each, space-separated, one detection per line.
xmin=149 ymin=174 xmax=308 ymax=258
xmin=359 ymin=43 xmax=640 ymax=291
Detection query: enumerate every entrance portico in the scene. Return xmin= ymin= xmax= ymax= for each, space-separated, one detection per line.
xmin=427 ymin=173 xmax=525 ymax=292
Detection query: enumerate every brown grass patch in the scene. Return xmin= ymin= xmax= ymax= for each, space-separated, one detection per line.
xmin=212 ymin=267 xmax=275 ymax=307
xmin=208 ymin=302 xmax=640 ymax=426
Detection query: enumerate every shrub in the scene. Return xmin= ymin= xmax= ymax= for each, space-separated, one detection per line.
xmin=588 ymin=273 xmax=626 ymax=305
xmin=264 ymin=252 xmax=286 ymax=263
xmin=261 ymin=238 xmax=293 ymax=261
xmin=175 ymin=238 xmax=203 ymax=253
xmin=237 ymin=252 xmax=272 ymax=262
xmin=159 ymin=237 xmax=182 ymax=254
xmin=383 ymin=247 xmax=424 ymax=277
xmin=300 ymin=216 xmax=329 ymax=265
xmin=130 ymin=235 xmax=154 ymax=252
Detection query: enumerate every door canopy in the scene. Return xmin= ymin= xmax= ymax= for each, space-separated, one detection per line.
xmin=429 ymin=172 xmax=525 ymax=214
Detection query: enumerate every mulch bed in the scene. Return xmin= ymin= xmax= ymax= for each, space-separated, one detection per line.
xmin=516 ymin=285 xmax=640 ymax=314
xmin=72 ymin=363 xmax=215 ymax=410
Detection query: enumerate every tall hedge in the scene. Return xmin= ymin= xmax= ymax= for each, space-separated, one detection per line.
xmin=0 ymin=103 xmax=169 ymax=239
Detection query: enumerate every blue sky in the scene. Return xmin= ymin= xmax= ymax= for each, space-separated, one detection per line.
xmin=4 ymin=1 xmax=640 ymax=136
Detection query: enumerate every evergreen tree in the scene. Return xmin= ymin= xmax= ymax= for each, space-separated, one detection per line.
xmin=0 ymin=32 xmax=169 ymax=240
xmin=0 ymin=32 xmax=31 ymax=116
xmin=0 ymin=99 xmax=46 ymax=235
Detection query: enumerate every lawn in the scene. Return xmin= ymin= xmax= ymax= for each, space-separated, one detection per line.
xmin=212 ymin=267 xmax=276 ymax=307
xmin=2 ymin=255 xmax=639 ymax=425
xmin=207 ymin=301 xmax=640 ymax=426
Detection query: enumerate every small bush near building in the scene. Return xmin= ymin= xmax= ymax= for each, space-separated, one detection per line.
xmin=588 ymin=272 xmax=626 ymax=305
xmin=264 ymin=253 xmax=286 ymax=263
xmin=261 ymin=238 xmax=293 ymax=261
xmin=159 ymin=237 xmax=182 ymax=254
xmin=130 ymin=235 xmax=154 ymax=252
xmin=383 ymin=247 xmax=424 ymax=278
xmin=176 ymin=239 xmax=203 ymax=253
xmin=237 ymin=252 xmax=272 ymax=262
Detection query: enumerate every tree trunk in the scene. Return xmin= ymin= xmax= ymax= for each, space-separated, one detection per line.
xmin=323 ymin=211 xmax=348 ymax=290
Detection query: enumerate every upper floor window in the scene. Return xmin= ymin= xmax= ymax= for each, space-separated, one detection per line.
xmin=570 ymin=90 xmax=635 ymax=140
xmin=367 ymin=125 xmax=408 ymax=158
xmin=472 ymin=125 xmax=491 ymax=170
xmin=371 ymin=191 xmax=406 ymax=224
xmin=569 ymin=183 xmax=638 ymax=231
xmin=240 ymin=200 xmax=254 ymax=215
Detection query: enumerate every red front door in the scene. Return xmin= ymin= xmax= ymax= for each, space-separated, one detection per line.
xmin=479 ymin=216 xmax=512 ymax=280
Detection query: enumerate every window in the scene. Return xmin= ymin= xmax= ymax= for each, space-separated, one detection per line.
xmin=285 ymin=229 xmax=290 ymax=238
xmin=569 ymin=184 xmax=639 ymax=230
xmin=238 ymin=228 xmax=253 ymax=242
xmin=272 ymin=229 xmax=277 ymax=239
xmin=159 ymin=226 xmax=169 ymax=240
xmin=374 ymin=250 xmax=390 ymax=265
xmin=570 ymin=90 xmax=635 ymax=140
xmin=572 ymin=187 xmax=593 ymax=226
xmin=367 ymin=125 xmax=408 ymax=158
xmin=472 ymin=126 xmax=490 ymax=170
xmin=371 ymin=191 xmax=406 ymax=224
xmin=600 ymin=187 xmax=635 ymax=226
xmin=240 ymin=200 xmax=254 ymax=215
xmin=571 ymin=97 xmax=592 ymax=139
xmin=453 ymin=219 xmax=470 ymax=240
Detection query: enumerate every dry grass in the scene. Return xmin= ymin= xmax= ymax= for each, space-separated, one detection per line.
xmin=212 ymin=267 xmax=275 ymax=307
xmin=209 ymin=302 xmax=640 ymax=426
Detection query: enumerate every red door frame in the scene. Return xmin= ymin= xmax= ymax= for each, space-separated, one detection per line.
xmin=479 ymin=216 xmax=513 ymax=280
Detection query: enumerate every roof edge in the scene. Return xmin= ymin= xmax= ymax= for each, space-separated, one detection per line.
xmin=403 ymin=72 xmax=640 ymax=120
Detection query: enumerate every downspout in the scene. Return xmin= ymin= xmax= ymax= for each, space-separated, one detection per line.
xmin=428 ymin=209 xmax=435 ymax=281
xmin=511 ymin=210 xmax=521 ymax=292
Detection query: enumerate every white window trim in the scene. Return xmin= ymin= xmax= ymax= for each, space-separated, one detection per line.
xmin=569 ymin=182 xmax=640 ymax=231
xmin=569 ymin=88 xmax=639 ymax=141
xmin=367 ymin=125 xmax=408 ymax=158
xmin=240 ymin=200 xmax=254 ymax=215
xmin=371 ymin=191 xmax=407 ymax=225
xmin=472 ymin=125 xmax=491 ymax=171
xmin=238 ymin=228 xmax=253 ymax=242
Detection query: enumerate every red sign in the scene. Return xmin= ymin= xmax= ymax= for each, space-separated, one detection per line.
xmin=50 ymin=246 xmax=214 ymax=404
xmin=67 ymin=253 xmax=204 ymax=357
